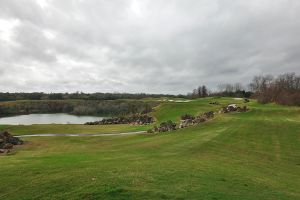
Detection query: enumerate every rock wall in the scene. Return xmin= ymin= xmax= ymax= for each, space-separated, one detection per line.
xmin=148 ymin=105 xmax=249 ymax=134
xmin=85 ymin=114 xmax=154 ymax=125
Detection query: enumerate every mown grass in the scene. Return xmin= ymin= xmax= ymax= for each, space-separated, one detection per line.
xmin=0 ymin=98 xmax=299 ymax=200
xmin=0 ymin=124 xmax=151 ymax=135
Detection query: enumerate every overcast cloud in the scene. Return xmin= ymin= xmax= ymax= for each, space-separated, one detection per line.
xmin=0 ymin=0 xmax=299 ymax=94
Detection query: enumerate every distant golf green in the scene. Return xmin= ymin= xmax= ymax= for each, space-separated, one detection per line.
xmin=0 ymin=97 xmax=299 ymax=200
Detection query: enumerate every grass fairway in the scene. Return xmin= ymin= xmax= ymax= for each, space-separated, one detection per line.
xmin=0 ymin=98 xmax=299 ymax=199
xmin=0 ymin=124 xmax=151 ymax=135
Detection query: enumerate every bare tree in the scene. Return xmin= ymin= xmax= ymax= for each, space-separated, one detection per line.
xmin=234 ymin=83 xmax=243 ymax=92
xmin=250 ymin=73 xmax=300 ymax=105
xmin=197 ymin=86 xmax=202 ymax=97
xmin=201 ymin=85 xmax=208 ymax=97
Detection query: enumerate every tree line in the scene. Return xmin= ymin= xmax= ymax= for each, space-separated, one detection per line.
xmin=0 ymin=100 xmax=158 ymax=117
xmin=0 ymin=92 xmax=182 ymax=102
xmin=188 ymin=84 xmax=252 ymax=98
xmin=188 ymin=72 xmax=299 ymax=106
xmin=0 ymin=72 xmax=299 ymax=106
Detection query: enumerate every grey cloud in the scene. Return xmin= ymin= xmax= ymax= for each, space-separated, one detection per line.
xmin=0 ymin=0 xmax=300 ymax=94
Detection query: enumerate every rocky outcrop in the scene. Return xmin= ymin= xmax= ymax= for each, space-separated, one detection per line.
xmin=151 ymin=121 xmax=177 ymax=133
xmin=179 ymin=111 xmax=215 ymax=129
xmin=203 ymin=111 xmax=215 ymax=118
xmin=85 ymin=114 xmax=154 ymax=125
xmin=221 ymin=104 xmax=249 ymax=113
xmin=180 ymin=114 xmax=195 ymax=121
xmin=0 ymin=131 xmax=23 ymax=154
xmin=225 ymin=104 xmax=238 ymax=112
xmin=148 ymin=111 xmax=216 ymax=133
xmin=148 ymin=103 xmax=249 ymax=134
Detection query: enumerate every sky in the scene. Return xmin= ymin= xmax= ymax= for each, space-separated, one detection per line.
xmin=0 ymin=0 xmax=299 ymax=94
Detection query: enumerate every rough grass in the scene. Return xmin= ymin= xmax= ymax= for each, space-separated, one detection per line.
xmin=0 ymin=97 xmax=299 ymax=200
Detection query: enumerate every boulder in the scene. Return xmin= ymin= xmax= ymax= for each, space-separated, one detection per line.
xmin=227 ymin=104 xmax=238 ymax=111
xmin=223 ymin=104 xmax=238 ymax=113
xmin=194 ymin=116 xmax=207 ymax=123
xmin=203 ymin=111 xmax=215 ymax=119
xmin=179 ymin=119 xmax=190 ymax=128
xmin=0 ymin=131 xmax=23 ymax=145
xmin=2 ymin=143 xmax=13 ymax=149
xmin=181 ymin=114 xmax=195 ymax=120
xmin=0 ymin=131 xmax=23 ymax=154
xmin=151 ymin=121 xmax=177 ymax=132
xmin=223 ymin=104 xmax=249 ymax=113
xmin=0 ymin=149 xmax=10 ymax=154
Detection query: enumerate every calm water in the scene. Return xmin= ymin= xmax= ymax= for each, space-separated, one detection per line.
xmin=0 ymin=113 xmax=104 ymax=125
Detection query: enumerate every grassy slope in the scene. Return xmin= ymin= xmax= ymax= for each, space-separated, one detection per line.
xmin=153 ymin=97 xmax=246 ymax=123
xmin=0 ymin=98 xmax=299 ymax=199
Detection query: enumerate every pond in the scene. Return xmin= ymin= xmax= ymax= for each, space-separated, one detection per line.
xmin=0 ymin=113 xmax=104 ymax=125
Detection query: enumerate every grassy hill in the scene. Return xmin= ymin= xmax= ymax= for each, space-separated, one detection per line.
xmin=0 ymin=98 xmax=299 ymax=199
